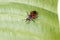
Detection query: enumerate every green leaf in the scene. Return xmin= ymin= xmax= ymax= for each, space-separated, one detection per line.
xmin=0 ymin=0 xmax=59 ymax=40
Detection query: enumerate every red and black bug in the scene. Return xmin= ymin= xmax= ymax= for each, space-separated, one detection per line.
xmin=26 ymin=11 xmax=38 ymax=22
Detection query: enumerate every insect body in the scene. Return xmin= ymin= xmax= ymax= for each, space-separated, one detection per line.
xmin=26 ymin=11 xmax=38 ymax=22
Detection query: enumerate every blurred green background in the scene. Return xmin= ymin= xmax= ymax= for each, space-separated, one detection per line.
xmin=0 ymin=0 xmax=59 ymax=40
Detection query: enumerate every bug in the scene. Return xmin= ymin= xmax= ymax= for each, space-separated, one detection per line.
xmin=26 ymin=11 xmax=38 ymax=22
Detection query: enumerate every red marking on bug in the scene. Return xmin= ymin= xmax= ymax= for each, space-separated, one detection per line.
xmin=26 ymin=11 xmax=38 ymax=22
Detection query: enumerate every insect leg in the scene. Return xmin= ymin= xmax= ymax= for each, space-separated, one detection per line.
xmin=32 ymin=19 xmax=35 ymax=22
